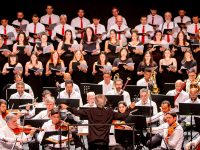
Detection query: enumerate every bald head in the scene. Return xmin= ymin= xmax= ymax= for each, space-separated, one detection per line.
xmin=116 ymin=15 xmax=123 ymax=26
xmin=190 ymin=87 xmax=199 ymax=101
xmin=175 ymin=80 xmax=184 ymax=92
xmin=63 ymin=73 xmax=72 ymax=81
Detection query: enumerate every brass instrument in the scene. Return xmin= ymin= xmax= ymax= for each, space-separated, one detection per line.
xmin=190 ymin=73 xmax=200 ymax=91
xmin=150 ymin=70 xmax=160 ymax=94
xmin=113 ymin=73 xmax=120 ymax=81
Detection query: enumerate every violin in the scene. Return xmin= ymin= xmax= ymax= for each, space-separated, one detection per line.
xmin=12 ymin=125 xmax=44 ymax=135
xmin=55 ymin=120 xmax=69 ymax=130
xmin=167 ymin=122 xmax=177 ymax=137
xmin=2 ymin=110 xmax=9 ymax=119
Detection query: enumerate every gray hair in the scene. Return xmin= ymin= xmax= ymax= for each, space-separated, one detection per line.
xmin=140 ymin=88 xmax=148 ymax=94
xmin=46 ymin=96 xmax=55 ymax=104
xmin=5 ymin=113 xmax=16 ymax=123
xmin=87 ymin=91 xmax=95 ymax=98
xmin=60 ymin=14 xmax=67 ymax=19
xmin=95 ymin=94 xmax=107 ymax=108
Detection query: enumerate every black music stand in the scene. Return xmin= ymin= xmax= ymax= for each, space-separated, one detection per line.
xmin=24 ymin=119 xmax=49 ymax=128
xmin=194 ymin=117 xmax=200 ymax=133
xmin=42 ymin=87 xmax=65 ymax=98
xmin=125 ymin=85 xmax=146 ymax=101
xmin=134 ymin=106 xmax=153 ymax=117
xmin=105 ymin=95 xmax=124 ymax=109
xmin=151 ymin=94 xmax=174 ymax=110
xmin=80 ymin=83 xmax=103 ymax=105
xmin=163 ymin=83 xmax=175 ymax=94
xmin=6 ymin=89 xmax=29 ymax=100
xmin=8 ymin=99 xmax=33 ymax=109
xmin=35 ymin=108 xmax=46 ymax=116
xmin=179 ymin=103 xmax=200 ymax=142
xmin=56 ymin=98 xmax=80 ymax=108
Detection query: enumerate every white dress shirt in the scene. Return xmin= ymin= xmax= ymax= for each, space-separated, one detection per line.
xmin=147 ymin=14 xmax=164 ymax=29
xmin=135 ymin=98 xmax=158 ymax=115
xmin=107 ymin=16 xmax=127 ymax=31
xmin=108 ymin=24 xmax=131 ymax=45
xmin=12 ymin=19 xmax=29 ymax=33
xmin=37 ymin=120 xmax=67 ymax=148
xmin=158 ymin=21 xmax=179 ymax=44
xmin=9 ymin=83 xmax=34 ymax=98
xmin=9 ymin=91 xmax=34 ymax=99
xmin=136 ymin=78 xmax=148 ymax=86
xmin=0 ymin=115 xmax=6 ymax=128
xmin=60 ymin=82 xmax=81 ymax=94
xmin=26 ymin=22 xmax=45 ymax=43
xmin=134 ymin=24 xmax=154 ymax=44
xmin=147 ymin=111 xmax=166 ymax=125
xmin=88 ymin=23 xmax=107 ymax=41
xmin=174 ymin=16 xmax=191 ymax=24
xmin=40 ymin=14 xmax=60 ymax=25
xmin=106 ymin=89 xmax=131 ymax=106
xmin=187 ymin=23 xmax=200 ymax=36
xmin=51 ymin=23 xmax=76 ymax=42
xmin=0 ymin=125 xmax=33 ymax=150
xmin=32 ymin=110 xmax=50 ymax=119
xmin=58 ymin=90 xmax=83 ymax=106
xmin=161 ymin=123 xmax=184 ymax=150
xmin=71 ymin=17 xmax=90 ymax=38
xmin=0 ymin=25 xmax=17 ymax=45
xmin=166 ymin=89 xmax=189 ymax=110
xmin=98 ymin=80 xmax=114 ymax=95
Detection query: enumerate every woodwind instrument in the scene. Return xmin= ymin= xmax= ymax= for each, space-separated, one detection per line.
xmin=120 ymin=77 xmax=131 ymax=95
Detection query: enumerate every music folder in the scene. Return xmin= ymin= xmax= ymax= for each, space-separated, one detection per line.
xmin=29 ymin=32 xmax=37 ymax=38
xmin=8 ymin=99 xmax=33 ymax=109
xmin=187 ymin=32 xmax=196 ymax=37
xmin=24 ymin=119 xmax=49 ymax=128
xmin=56 ymin=33 xmax=64 ymax=40
xmin=56 ymin=98 xmax=80 ymax=108
xmin=95 ymin=65 xmax=104 ymax=72
xmin=75 ymin=27 xmax=85 ymax=31
xmin=105 ymin=95 xmax=124 ymax=109
xmin=163 ymin=29 xmax=172 ymax=35
xmin=134 ymin=106 xmax=153 ymax=117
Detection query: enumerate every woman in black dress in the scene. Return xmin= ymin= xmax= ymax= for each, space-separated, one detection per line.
xmin=57 ymin=29 xmax=78 ymax=71
xmin=69 ymin=50 xmax=88 ymax=86
xmin=105 ymin=29 xmax=122 ymax=64
xmin=192 ymin=28 xmax=200 ymax=73
xmin=46 ymin=51 xmax=65 ymax=86
xmin=25 ymin=52 xmax=43 ymax=99
xmin=112 ymin=48 xmax=134 ymax=84
xmin=92 ymin=52 xmax=112 ymax=83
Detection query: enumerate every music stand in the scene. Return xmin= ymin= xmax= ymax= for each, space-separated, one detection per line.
xmin=24 ymin=119 xmax=49 ymax=128
xmin=179 ymin=103 xmax=200 ymax=142
xmin=194 ymin=117 xmax=200 ymax=133
xmin=35 ymin=108 xmax=46 ymax=116
xmin=42 ymin=87 xmax=64 ymax=98
xmin=105 ymin=95 xmax=124 ymax=109
xmin=125 ymin=115 xmax=147 ymax=130
xmin=125 ymin=85 xmax=146 ymax=101
xmin=56 ymin=98 xmax=80 ymax=108
xmin=134 ymin=106 xmax=153 ymax=117
xmin=8 ymin=99 xmax=33 ymax=109
xmin=163 ymin=83 xmax=175 ymax=94
xmin=6 ymin=89 xmax=29 ymax=100
xmin=151 ymin=94 xmax=174 ymax=111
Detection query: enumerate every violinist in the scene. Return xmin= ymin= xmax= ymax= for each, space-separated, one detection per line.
xmin=185 ymin=136 xmax=200 ymax=150
xmin=0 ymin=113 xmax=36 ymax=150
xmin=0 ymin=99 xmax=7 ymax=128
xmin=161 ymin=111 xmax=183 ymax=150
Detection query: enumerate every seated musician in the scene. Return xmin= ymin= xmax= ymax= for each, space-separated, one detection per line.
xmin=9 ymin=74 xmax=34 ymax=98
xmin=136 ymin=67 xmax=152 ymax=86
xmin=185 ymin=136 xmax=200 ymax=150
xmin=9 ymin=81 xmax=34 ymax=99
xmin=98 ymin=71 xmax=113 ymax=95
xmin=0 ymin=113 xmax=36 ymax=150
xmin=66 ymin=94 xmax=135 ymax=150
xmin=82 ymin=91 xmax=96 ymax=107
xmin=106 ymin=78 xmax=131 ymax=106
xmin=35 ymin=89 xmax=52 ymax=108
xmin=0 ymin=99 xmax=7 ymax=128
xmin=32 ymin=96 xmax=55 ymax=119
xmin=166 ymin=80 xmax=189 ymax=111
xmin=135 ymin=88 xmax=158 ymax=115
xmin=60 ymin=72 xmax=80 ymax=94
xmin=185 ymin=69 xmax=200 ymax=93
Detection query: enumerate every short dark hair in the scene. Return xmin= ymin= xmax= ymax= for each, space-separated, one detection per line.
xmin=161 ymin=100 xmax=171 ymax=107
xmin=166 ymin=111 xmax=177 ymax=118
xmin=50 ymin=107 xmax=59 ymax=116
xmin=32 ymin=14 xmax=39 ymax=18
xmin=65 ymin=80 xmax=73 ymax=86
xmin=144 ymin=68 xmax=152 ymax=73
xmin=118 ymin=101 xmax=127 ymax=107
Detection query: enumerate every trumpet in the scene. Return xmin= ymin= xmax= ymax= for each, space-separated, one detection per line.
xmin=150 ymin=70 xmax=160 ymax=94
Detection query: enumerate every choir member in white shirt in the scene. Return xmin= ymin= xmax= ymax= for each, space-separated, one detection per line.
xmin=0 ymin=99 xmax=7 ymax=128
xmin=136 ymin=68 xmax=152 ymax=86
xmin=9 ymin=74 xmax=34 ymax=98
xmin=88 ymin=16 xmax=106 ymax=43
xmin=187 ymin=15 xmax=200 ymax=40
xmin=166 ymin=80 xmax=189 ymax=111
xmin=26 ymin=14 xmax=45 ymax=45
xmin=108 ymin=15 xmax=131 ymax=46
xmin=60 ymin=72 xmax=80 ymax=94
xmin=106 ymin=78 xmax=131 ymax=106
xmin=32 ymin=95 xmax=55 ymax=119
xmin=158 ymin=12 xmax=179 ymax=45
xmin=135 ymin=15 xmax=154 ymax=44
xmin=9 ymin=81 xmax=34 ymax=99
xmin=71 ymin=9 xmax=90 ymax=41
xmin=98 ymin=72 xmax=113 ymax=95
xmin=51 ymin=14 xmax=76 ymax=43
xmin=0 ymin=114 xmax=36 ymax=150
xmin=0 ymin=17 xmax=17 ymax=49
xmin=58 ymin=80 xmax=83 ymax=106
xmin=40 ymin=4 xmax=60 ymax=38
xmin=174 ymin=9 xmax=191 ymax=32
xmin=147 ymin=7 xmax=164 ymax=30
xmin=107 ymin=7 xmax=127 ymax=31
xmin=185 ymin=135 xmax=200 ymax=150
xmin=135 ymin=88 xmax=158 ymax=115
xmin=12 ymin=11 xmax=29 ymax=33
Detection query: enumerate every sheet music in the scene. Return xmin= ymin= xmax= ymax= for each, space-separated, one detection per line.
xmin=25 ymin=45 xmax=33 ymax=53
xmin=7 ymin=32 xmax=15 ymax=39
xmin=49 ymin=135 xmax=68 ymax=141
xmin=43 ymin=45 xmax=52 ymax=54
xmin=48 ymin=23 xmax=57 ymax=30
xmin=14 ymin=66 xmax=23 ymax=71
xmin=71 ymin=44 xmax=80 ymax=51
xmin=20 ymin=24 xmax=27 ymax=31
xmin=136 ymin=45 xmax=144 ymax=51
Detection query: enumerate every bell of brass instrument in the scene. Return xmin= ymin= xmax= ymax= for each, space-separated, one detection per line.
xmin=190 ymin=73 xmax=200 ymax=91
xmin=150 ymin=71 xmax=160 ymax=94
xmin=113 ymin=73 xmax=120 ymax=81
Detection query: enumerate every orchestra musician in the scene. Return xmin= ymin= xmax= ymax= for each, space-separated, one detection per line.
xmin=0 ymin=113 xmax=36 ymax=150
xmin=98 ymin=71 xmax=113 ymax=95
xmin=66 ymin=94 xmax=135 ymax=150
xmin=185 ymin=136 xmax=200 ymax=150
xmin=185 ymin=69 xmax=200 ymax=93
xmin=137 ymin=67 xmax=152 ymax=87
xmin=0 ymin=99 xmax=7 ymax=128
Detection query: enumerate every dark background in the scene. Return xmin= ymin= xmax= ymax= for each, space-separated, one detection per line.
xmin=1 ymin=0 xmax=198 ymax=29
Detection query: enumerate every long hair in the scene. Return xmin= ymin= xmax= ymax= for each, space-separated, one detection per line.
xmin=174 ymin=31 xmax=187 ymax=46
xmin=72 ymin=50 xmax=84 ymax=61
xmin=97 ymin=51 xmax=108 ymax=65
xmin=118 ymin=48 xmax=129 ymax=60
xmin=17 ymin=31 xmax=28 ymax=45
xmin=49 ymin=51 xmax=62 ymax=64
xmin=8 ymin=53 xmax=18 ymax=64
xmin=82 ymin=27 xmax=97 ymax=43
xmin=63 ymin=29 xmax=74 ymax=44
xmin=181 ymin=50 xmax=195 ymax=64
xmin=153 ymin=30 xmax=162 ymax=41
xmin=142 ymin=51 xmax=154 ymax=66
xmin=30 ymin=52 xmax=38 ymax=64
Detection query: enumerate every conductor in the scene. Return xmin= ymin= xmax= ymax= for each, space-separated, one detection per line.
xmin=66 ymin=94 xmax=135 ymax=150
